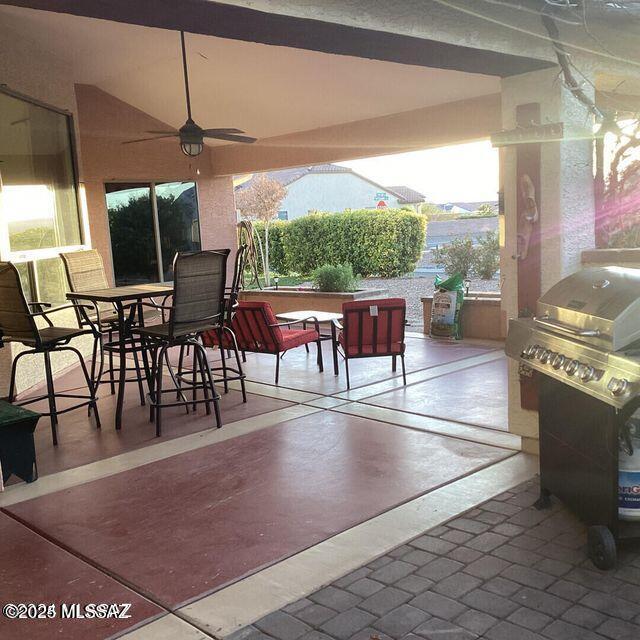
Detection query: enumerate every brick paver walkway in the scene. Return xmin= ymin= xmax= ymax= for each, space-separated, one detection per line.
xmin=228 ymin=478 xmax=640 ymax=640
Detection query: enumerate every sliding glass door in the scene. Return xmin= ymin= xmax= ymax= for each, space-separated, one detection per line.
xmin=106 ymin=181 xmax=201 ymax=285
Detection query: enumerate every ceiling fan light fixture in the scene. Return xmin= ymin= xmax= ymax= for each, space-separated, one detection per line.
xmin=180 ymin=140 xmax=204 ymax=157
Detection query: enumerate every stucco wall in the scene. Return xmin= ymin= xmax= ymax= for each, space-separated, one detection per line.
xmin=282 ymin=173 xmax=401 ymax=219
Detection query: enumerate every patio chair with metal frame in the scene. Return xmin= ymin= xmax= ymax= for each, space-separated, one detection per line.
xmin=132 ymin=250 xmax=227 ymax=436
xmin=337 ymin=298 xmax=407 ymax=389
xmin=61 ymin=249 xmax=152 ymax=404
xmin=0 ymin=261 xmax=101 ymax=445
xmin=226 ymin=300 xmax=323 ymax=385
xmin=200 ymin=244 xmax=248 ymax=401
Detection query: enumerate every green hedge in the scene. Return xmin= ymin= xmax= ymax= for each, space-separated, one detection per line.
xmin=252 ymin=220 xmax=288 ymax=274
xmin=253 ymin=209 xmax=426 ymax=278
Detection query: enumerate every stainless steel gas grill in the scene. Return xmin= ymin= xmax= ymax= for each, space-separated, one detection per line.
xmin=506 ymin=266 xmax=640 ymax=569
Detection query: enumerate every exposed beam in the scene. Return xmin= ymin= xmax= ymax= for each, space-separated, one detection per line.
xmin=1 ymin=0 xmax=553 ymax=77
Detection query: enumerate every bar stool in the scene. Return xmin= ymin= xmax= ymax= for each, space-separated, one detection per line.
xmin=133 ymin=251 xmax=227 ymax=436
xmin=61 ymin=250 xmax=154 ymax=404
xmin=0 ymin=262 xmax=101 ymax=445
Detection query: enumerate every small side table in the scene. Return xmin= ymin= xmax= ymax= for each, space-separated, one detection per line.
xmin=0 ymin=401 xmax=40 ymax=486
xmin=276 ymin=310 xmax=343 ymax=376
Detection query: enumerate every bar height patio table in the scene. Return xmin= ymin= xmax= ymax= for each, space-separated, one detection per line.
xmin=67 ymin=283 xmax=173 ymax=429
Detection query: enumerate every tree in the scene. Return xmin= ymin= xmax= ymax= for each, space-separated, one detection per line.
xmin=236 ymin=174 xmax=286 ymax=286
xmin=420 ymin=202 xmax=443 ymax=217
xmin=475 ymin=203 xmax=496 ymax=217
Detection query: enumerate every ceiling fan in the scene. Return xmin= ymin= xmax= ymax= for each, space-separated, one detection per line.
xmin=123 ymin=31 xmax=256 ymax=156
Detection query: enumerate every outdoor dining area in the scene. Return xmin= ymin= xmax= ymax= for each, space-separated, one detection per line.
xmin=0 ymin=244 xmax=412 ymax=465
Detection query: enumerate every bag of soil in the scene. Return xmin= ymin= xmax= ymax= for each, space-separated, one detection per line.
xmin=430 ymin=273 xmax=464 ymax=340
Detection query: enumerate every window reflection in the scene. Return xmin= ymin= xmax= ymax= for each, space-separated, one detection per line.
xmin=106 ymin=182 xmax=201 ymax=285
xmin=155 ymin=182 xmax=201 ymax=281
xmin=0 ymin=91 xmax=82 ymax=254
xmin=0 ymin=89 xmax=84 ymax=304
xmin=106 ymin=184 xmax=158 ymax=286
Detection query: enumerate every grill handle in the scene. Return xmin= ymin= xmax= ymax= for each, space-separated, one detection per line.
xmin=534 ymin=315 xmax=602 ymax=337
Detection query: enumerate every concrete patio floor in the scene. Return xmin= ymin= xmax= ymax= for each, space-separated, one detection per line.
xmin=1 ymin=333 xmax=605 ymax=640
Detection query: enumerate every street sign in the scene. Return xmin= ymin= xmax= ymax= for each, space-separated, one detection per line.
xmin=377 ymin=200 xmax=387 ymax=209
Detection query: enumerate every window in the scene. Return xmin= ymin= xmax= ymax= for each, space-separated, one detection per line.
xmin=277 ymin=210 xmax=288 ymax=221
xmin=0 ymin=88 xmax=85 ymax=303
xmin=106 ymin=182 xmax=201 ymax=285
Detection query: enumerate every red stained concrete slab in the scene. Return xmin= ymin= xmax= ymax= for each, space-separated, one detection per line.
xmin=364 ymin=357 xmax=509 ymax=431
xmin=6 ymin=411 xmax=511 ymax=609
xmin=0 ymin=512 xmax=163 ymax=640
xmin=240 ymin=337 xmax=496 ymax=394
xmin=14 ymin=363 xmax=293 ymax=478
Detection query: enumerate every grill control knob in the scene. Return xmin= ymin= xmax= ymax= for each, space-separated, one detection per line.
xmin=551 ymin=354 xmax=566 ymax=370
xmin=608 ymin=377 xmax=630 ymax=397
xmin=539 ymin=349 xmax=551 ymax=362
xmin=579 ymin=365 xmax=596 ymax=382
xmin=564 ymin=359 xmax=580 ymax=376
xmin=534 ymin=346 xmax=545 ymax=359
xmin=522 ymin=345 xmax=536 ymax=358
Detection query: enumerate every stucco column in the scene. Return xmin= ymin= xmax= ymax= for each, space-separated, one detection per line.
xmin=500 ymin=67 xmax=596 ymax=453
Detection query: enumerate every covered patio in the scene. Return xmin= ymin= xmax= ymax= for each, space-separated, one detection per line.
xmin=1 ymin=1 xmax=639 ymax=640
xmin=2 ymin=333 xmax=523 ymax=640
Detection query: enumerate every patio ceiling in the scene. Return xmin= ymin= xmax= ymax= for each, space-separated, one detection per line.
xmin=0 ymin=5 xmax=502 ymax=146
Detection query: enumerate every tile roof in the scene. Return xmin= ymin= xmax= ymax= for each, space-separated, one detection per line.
xmin=385 ymin=185 xmax=426 ymax=204
xmin=236 ymin=164 xmax=425 ymax=206
xmin=235 ymin=164 xmax=353 ymax=190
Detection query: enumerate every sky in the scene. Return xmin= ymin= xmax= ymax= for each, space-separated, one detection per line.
xmin=337 ymin=140 xmax=499 ymax=204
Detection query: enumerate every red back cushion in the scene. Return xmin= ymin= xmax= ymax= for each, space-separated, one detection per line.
xmin=231 ymin=301 xmax=283 ymax=351
xmin=341 ymin=298 xmax=406 ymax=354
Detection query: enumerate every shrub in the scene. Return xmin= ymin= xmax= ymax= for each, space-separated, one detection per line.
xmin=472 ymin=231 xmax=500 ymax=279
xmin=283 ymin=209 xmax=426 ymax=277
xmin=312 ymin=263 xmax=358 ymax=292
xmin=432 ymin=236 xmax=475 ymax=279
xmin=252 ymin=220 xmax=288 ymax=274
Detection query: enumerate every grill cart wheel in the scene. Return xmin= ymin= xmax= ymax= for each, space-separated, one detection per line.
xmin=588 ymin=525 xmax=617 ymax=570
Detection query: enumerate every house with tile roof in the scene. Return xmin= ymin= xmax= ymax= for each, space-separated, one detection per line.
xmin=236 ymin=164 xmax=425 ymax=220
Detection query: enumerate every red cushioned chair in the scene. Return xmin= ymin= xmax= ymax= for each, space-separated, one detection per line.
xmin=338 ymin=298 xmax=406 ymax=389
xmin=217 ymin=301 xmax=323 ymax=384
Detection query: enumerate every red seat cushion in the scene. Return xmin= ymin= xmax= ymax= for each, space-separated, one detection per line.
xmin=230 ymin=301 xmax=281 ymax=351
xmin=340 ymin=298 xmax=406 ymax=357
xmin=338 ymin=333 xmax=404 ymax=356
xmin=280 ymin=328 xmax=319 ymax=350
xmin=201 ymin=328 xmax=233 ymax=349
xmin=203 ymin=302 xmax=318 ymax=353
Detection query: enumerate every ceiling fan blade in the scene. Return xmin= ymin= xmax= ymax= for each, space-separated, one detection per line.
xmin=122 ymin=134 xmax=179 ymax=145
xmin=145 ymin=130 xmax=179 ymax=135
xmin=201 ymin=128 xmax=245 ymax=135
xmin=203 ymin=133 xmax=257 ymax=144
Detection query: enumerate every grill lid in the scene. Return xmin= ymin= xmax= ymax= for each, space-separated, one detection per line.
xmin=536 ymin=266 xmax=640 ymax=352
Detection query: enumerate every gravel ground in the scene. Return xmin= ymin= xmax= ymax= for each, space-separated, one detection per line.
xmin=361 ymin=275 xmax=501 ymax=331
xmin=299 ymin=273 xmax=500 ymax=331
